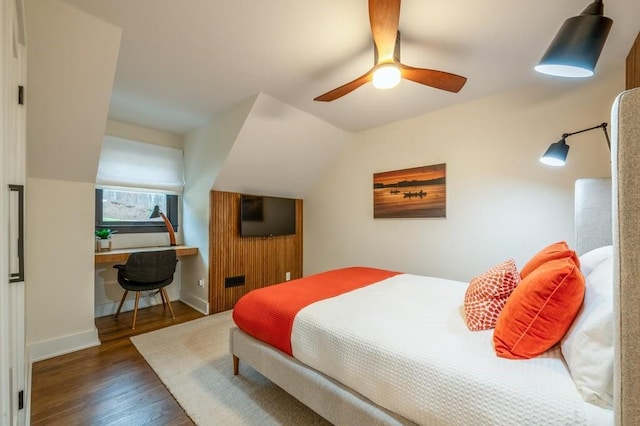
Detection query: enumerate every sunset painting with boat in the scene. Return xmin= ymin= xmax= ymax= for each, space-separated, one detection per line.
xmin=373 ymin=164 xmax=446 ymax=218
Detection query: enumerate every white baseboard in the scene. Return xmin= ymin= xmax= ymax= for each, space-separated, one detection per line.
xmin=28 ymin=327 xmax=100 ymax=363
xmin=180 ymin=294 xmax=209 ymax=315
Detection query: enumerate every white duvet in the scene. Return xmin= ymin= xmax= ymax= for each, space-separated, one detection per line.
xmin=290 ymin=273 xmax=612 ymax=425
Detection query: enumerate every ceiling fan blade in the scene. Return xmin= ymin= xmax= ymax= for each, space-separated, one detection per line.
xmin=369 ymin=0 xmax=401 ymax=62
xmin=399 ymin=64 xmax=467 ymax=93
xmin=314 ymin=70 xmax=373 ymax=102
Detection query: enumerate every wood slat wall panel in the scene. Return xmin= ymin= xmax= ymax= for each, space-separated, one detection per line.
xmin=209 ymin=191 xmax=303 ymax=313
xmin=627 ymin=32 xmax=640 ymax=90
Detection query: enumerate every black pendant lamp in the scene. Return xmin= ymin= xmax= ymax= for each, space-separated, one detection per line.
xmin=535 ymin=0 xmax=613 ymax=78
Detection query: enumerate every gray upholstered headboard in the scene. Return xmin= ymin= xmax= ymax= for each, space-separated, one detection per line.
xmin=611 ymin=87 xmax=640 ymax=426
xmin=577 ymin=88 xmax=640 ymax=425
xmin=575 ymin=178 xmax=612 ymax=255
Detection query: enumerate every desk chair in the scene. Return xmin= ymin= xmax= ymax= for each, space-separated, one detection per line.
xmin=113 ymin=249 xmax=177 ymax=329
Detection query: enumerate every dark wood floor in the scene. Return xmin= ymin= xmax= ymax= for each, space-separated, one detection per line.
xmin=30 ymin=301 xmax=205 ymax=426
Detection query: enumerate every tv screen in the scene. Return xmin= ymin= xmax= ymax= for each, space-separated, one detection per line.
xmin=240 ymin=195 xmax=296 ymax=237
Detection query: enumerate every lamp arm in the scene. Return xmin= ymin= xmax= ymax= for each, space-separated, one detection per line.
xmin=601 ymin=123 xmax=611 ymax=151
xmin=159 ymin=212 xmax=177 ymax=246
xmin=564 ymin=122 xmax=610 ymax=151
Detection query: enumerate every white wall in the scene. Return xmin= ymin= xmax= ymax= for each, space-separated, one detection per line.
xmin=26 ymin=179 xmax=100 ymax=361
xmin=214 ymin=93 xmax=351 ymax=198
xmin=26 ymin=0 xmax=121 ymax=183
xmin=181 ymin=97 xmax=256 ymax=313
xmin=304 ymin=66 xmax=622 ymax=282
xmin=105 ymin=119 xmax=183 ymax=149
xmin=25 ymin=0 xmax=121 ymax=361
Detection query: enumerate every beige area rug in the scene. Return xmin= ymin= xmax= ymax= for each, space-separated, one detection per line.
xmin=130 ymin=310 xmax=330 ymax=426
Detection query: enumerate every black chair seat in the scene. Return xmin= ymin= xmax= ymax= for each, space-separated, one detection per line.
xmin=116 ymin=277 xmax=174 ymax=292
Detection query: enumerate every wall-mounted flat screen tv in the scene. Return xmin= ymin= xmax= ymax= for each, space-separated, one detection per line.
xmin=240 ymin=194 xmax=296 ymax=237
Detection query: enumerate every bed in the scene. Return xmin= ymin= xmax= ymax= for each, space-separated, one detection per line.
xmin=230 ymin=87 xmax=640 ymax=425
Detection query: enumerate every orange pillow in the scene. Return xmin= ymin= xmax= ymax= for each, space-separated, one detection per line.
xmin=493 ymin=257 xmax=585 ymax=359
xmin=519 ymin=241 xmax=580 ymax=279
xmin=464 ymin=259 xmax=520 ymax=331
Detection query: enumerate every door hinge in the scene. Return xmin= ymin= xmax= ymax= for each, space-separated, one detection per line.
xmin=18 ymin=390 xmax=24 ymax=410
xmin=18 ymin=85 xmax=24 ymax=105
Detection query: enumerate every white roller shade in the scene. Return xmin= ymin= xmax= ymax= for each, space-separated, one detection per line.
xmin=96 ymin=136 xmax=184 ymax=192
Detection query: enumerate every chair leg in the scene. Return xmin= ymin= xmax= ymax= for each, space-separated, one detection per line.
xmin=132 ymin=292 xmax=141 ymax=330
xmin=161 ymin=288 xmax=175 ymax=319
xmin=159 ymin=288 xmax=167 ymax=309
xmin=114 ymin=290 xmax=128 ymax=319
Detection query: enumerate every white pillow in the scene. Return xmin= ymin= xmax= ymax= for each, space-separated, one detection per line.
xmin=561 ymin=256 xmax=614 ymax=408
xmin=578 ymin=245 xmax=613 ymax=277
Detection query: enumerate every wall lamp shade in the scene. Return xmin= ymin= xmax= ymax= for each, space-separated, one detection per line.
xmin=540 ymin=122 xmax=610 ymax=167
xmin=535 ymin=0 xmax=613 ymax=78
xmin=540 ymin=139 xmax=570 ymax=166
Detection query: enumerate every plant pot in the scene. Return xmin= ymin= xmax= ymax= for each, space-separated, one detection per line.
xmin=97 ymin=239 xmax=112 ymax=252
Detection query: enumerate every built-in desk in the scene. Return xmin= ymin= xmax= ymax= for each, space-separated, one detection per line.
xmin=94 ymin=245 xmax=198 ymax=264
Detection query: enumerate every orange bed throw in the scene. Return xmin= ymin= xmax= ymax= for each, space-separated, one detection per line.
xmin=233 ymin=267 xmax=400 ymax=355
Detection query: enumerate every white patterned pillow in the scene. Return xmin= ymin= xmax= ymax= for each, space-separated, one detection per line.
xmin=464 ymin=259 xmax=520 ymax=331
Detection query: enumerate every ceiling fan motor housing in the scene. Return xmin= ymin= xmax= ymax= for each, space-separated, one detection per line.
xmin=374 ymin=31 xmax=401 ymax=65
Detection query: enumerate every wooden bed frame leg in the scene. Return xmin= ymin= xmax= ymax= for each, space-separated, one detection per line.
xmin=233 ymin=355 xmax=239 ymax=375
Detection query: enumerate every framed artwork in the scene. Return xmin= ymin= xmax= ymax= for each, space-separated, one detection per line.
xmin=373 ymin=163 xmax=446 ymax=218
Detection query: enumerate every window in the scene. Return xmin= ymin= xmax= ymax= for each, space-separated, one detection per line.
xmin=95 ymin=188 xmax=179 ymax=234
xmin=95 ymin=135 xmax=184 ymax=234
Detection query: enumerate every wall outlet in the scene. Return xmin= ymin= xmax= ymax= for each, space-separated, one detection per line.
xmin=197 ymin=278 xmax=204 ymax=288
xmin=285 ymin=272 xmax=291 ymax=281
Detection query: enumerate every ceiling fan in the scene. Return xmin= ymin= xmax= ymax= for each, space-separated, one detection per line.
xmin=314 ymin=0 xmax=467 ymax=102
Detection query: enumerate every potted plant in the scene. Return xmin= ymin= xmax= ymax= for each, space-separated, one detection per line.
xmin=95 ymin=228 xmax=117 ymax=252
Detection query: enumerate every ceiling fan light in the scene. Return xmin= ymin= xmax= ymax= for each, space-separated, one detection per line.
xmin=372 ymin=64 xmax=401 ymax=89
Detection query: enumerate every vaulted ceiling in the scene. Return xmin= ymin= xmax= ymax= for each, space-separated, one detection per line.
xmin=61 ymin=0 xmax=640 ymax=134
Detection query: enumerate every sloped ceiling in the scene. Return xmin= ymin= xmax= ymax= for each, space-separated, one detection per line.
xmin=59 ymin=0 xmax=640 ymax=134
xmin=24 ymin=0 xmax=350 ymax=199
xmin=26 ymin=0 xmax=121 ymax=183
xmin=213 ymin=93 xmax=352 ymax=199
